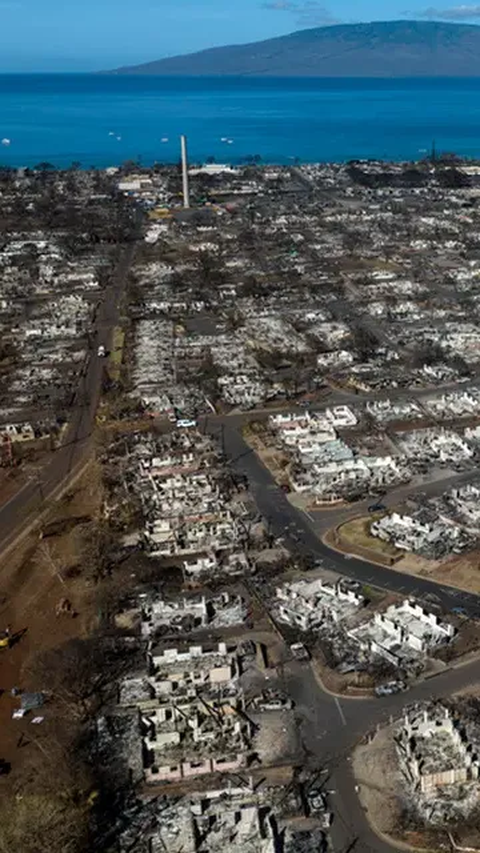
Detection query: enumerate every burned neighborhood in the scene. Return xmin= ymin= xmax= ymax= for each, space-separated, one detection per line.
xmin=4 ymin=155 xmax=480 ymax=853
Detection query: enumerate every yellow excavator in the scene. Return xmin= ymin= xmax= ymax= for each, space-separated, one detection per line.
xmin=0 ymin=628 xmax=12 ymax=650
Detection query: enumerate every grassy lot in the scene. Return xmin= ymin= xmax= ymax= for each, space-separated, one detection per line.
xmin=107 ymin=326 xmax=125 ymax=382
xmin=337 ymin=515 xmax=402 ymax=560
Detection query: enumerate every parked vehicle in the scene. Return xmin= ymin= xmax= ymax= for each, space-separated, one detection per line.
xmin=375 ymin=680 xmax=406 ymax=697
xmin=177 ymin=419 xmax=196 ymax=428
xmin=290 ymin=642 xmax=310 ymax=661
xmin=0 ymin=628 xmax=12 ymax=650
xmin=368 ymin=502 xmax=387 ymax=513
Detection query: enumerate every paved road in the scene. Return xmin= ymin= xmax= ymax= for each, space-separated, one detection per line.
xmin=211 ymin=370 xmax=480 ymax=424
xmin=283 ymin=662 xmax=393 ymax=853
xmin=309 ymin=467 xmax=480 ymax=534
xmin=209 ymin=421 xmax=480 ymax=617
xmin=0 ymin=239 xmax=137 ymax=553
xmin=281 ymin=632 xmax=480 ymax=851
xmin=207 ymin=419 xmax=480 ymax=849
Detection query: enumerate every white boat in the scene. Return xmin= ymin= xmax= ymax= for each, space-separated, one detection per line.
xmin=161 ymin=137 xmax=169 ymax=143
xmin=221 ymin=137 xmax=228 ymax=142
xmin=1 ymin=138 xmax=11 ymax=146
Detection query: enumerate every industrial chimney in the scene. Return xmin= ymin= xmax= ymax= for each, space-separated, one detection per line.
xmin=180 ymin=134 xmax=190 ymax=209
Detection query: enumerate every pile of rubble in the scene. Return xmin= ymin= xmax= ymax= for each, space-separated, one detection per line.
xmin=371 ymin=483 xmax=480 ymax=558
xmin=139 ymin=591 xmax=248 ymax=638
xmin=273 ymin=574 xmax=455 ymax=675
xmin=348 ymin=600 xmax=455 ymax=667
xmin=268 ymin=410 xmax=409 ymax=502
xmin=119 ymin=640 xmax=255 ymax=784
xmin=118 ymin=778 xmax=330 ymax=853
xmin=122 ymin=429 xmax=255 ymax=578
xmin=395 ymin=705 xmax=480 ymax=825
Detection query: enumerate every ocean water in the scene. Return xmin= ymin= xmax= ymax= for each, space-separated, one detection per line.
xmin=1 ymin=74 xmax=480 ymax=168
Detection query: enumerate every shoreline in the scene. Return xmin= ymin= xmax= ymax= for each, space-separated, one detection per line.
xmin=3 ymin=76 xmax=480 ymax=168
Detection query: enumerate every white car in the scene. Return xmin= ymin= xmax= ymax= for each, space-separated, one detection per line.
xmin=177 ymin=418 xmax=196 ymax=428
xmin=97 ymin=345 xmax=106 ymax=358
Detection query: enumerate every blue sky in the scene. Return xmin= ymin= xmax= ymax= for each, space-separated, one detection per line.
xmin=2 ymin=0 xmax=480 ymax=71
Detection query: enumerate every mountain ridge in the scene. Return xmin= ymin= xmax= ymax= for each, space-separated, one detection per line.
xmin=108 ymin=20 xmax=480 ymax=77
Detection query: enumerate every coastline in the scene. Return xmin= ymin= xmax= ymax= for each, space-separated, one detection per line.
xmin=2 ymin=76 xmax=480 ymax=169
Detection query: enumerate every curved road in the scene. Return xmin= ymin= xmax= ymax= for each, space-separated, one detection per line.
xmin=284 ymin=654 xmax=480 ymax=853
xmin=207 ymin=419 xmax=480 ymax=851
xmin=0 ymin=239 xmax=137 ymax=554
xmin=211 ymin=421 xmax=480 ymax=618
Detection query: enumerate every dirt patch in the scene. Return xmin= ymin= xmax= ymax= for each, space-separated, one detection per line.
xmin=242 ymin=425 xmax=291 ymax=485
xmin=352 ymin=724 xmax=401 ymax=835
xmin=311 ymin=657 xmax=375 ymax=698
xmin=400 ymin=550 xmax=480 ymax=596
xmin=435 ymin=619 xmax=480 ymax=664
xmin=251 ymin=710 xmax=299 ymax=765
xmin=327 ymin=516 xmax=480 ymax=596
xmin=0 ymin=461 xmax=104 ymax=781
xmin=370 ymin=550 xmax=480 ymax=597
xmin=352 ymin=728 xmax=447 ymax=852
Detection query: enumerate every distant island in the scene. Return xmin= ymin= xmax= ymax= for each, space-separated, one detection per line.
xmin=109 ymin=20 xmax=480 ymax=77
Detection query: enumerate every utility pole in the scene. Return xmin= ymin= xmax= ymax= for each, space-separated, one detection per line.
xmin=171 ymin=322 xmax=177 ymax=386
xmin=220 ymin=423 xmax=226 ymax=458
xmin=180 ymin=134 xmax=190 ymax=209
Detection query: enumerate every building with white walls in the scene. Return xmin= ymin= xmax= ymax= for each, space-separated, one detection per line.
xmin=275 ymin=578 xmax=363 ymax=631
xmin=348 ymin=600 xmax=455 ymax=665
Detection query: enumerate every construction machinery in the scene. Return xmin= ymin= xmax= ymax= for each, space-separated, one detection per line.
xmin=0 ymin=628 xmax=11 ymax=650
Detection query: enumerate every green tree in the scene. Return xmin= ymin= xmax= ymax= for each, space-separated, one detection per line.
xmin=35 ymin=161 xmax=55 ymax=171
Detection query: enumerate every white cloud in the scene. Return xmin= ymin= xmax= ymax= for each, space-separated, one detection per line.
xmin=418 ymin=4 xmax=480 ymax=19
xmin=261 ymin=1 xmax=338 ymax=26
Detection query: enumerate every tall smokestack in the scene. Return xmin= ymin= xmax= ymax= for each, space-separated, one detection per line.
xmin=180 ymin=134 xmax=190 ymax=209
